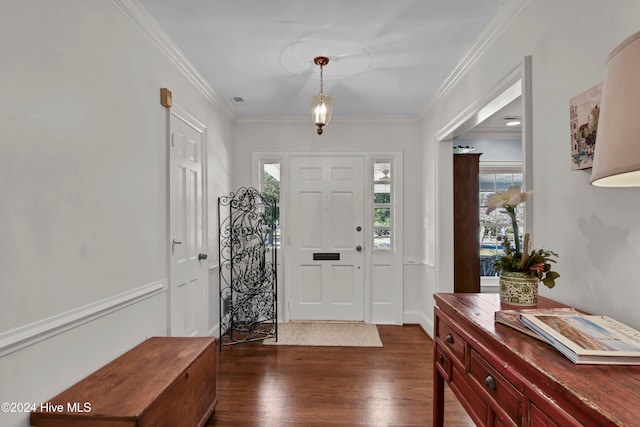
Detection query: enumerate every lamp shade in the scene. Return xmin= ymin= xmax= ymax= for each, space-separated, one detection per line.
xmin=590 ymin=31 xmax=640 ymax=187
xmin=311 ymin=94 xmax=334 ymax=134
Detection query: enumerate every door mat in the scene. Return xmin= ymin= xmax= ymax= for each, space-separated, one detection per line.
xmin=263 ymin=321 xmax=383 ymax=347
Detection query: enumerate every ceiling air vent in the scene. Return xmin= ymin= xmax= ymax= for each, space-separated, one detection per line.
xmin=231 ymin=96 xmax=248 ymax=107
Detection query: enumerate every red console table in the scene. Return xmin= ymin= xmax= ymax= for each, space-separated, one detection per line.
xmin=433 ymin=293 xmax=640 ymax=426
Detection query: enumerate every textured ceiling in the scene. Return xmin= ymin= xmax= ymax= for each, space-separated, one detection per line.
xmin=136 ymin=0 xmax=506 ymax=119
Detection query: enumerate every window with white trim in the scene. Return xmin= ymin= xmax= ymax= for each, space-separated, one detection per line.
xmin=261 ymin=161 xmax=281 ymax=248
xmin=479 ymin=163 xmax=524 ymax=278
xmin=373 ymin=161 xmax=392 ymax=250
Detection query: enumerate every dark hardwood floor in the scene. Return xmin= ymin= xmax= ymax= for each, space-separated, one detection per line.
xmin=207 ymin=325 xmax=474 ymax=426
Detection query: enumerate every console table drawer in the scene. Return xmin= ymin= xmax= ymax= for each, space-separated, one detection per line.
xmin=530 ymin=403 xmax=562 ymax=427
xmin=436 ymin=316 xmax=465 ymax=364
xmin=451 ymin=362 xmax=488 ymax=426
xmin=469 ymin=349 xmax=522 ymax=425
xmin=434 ymin=344 xmax=452 ymax=380
xmin=529 ymin=396 xmax=583 ymax=427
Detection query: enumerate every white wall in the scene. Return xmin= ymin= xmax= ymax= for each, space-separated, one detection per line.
xmin=0 ymin=2 xmax=232 ymax=426
xmin=421 ymin=0 xmax=640 ymax=334
xmin=232 ymin=119 xmax=424 ymax=322
xmin=455 ymin=137 xmax=522 ymax=162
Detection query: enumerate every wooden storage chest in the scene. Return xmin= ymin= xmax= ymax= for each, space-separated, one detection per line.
xmin=30 ymin=336 xmax=217 ymax=427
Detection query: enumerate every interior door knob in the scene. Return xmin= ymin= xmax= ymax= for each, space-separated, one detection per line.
xmin=356 ymin=245 xmax=362 ymax=252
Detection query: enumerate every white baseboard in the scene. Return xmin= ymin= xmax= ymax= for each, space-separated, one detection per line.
xmin=0 ymin=280 xmax=167 ymax=357
xmin=404 ymin=310 xmax=434 ymax=339
xmin=403 ymin=310 xmax=423 ymax=324
xmin=420 ymin=315 xmax=435 ymax=340
xmin=208 ymin=322 xmax=220 ymax=338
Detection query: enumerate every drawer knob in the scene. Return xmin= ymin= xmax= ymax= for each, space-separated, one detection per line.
xmin=445 ymin=334 xmax=454 ymax=344
xmin=485 ymin=374 xmax=497 ymax=391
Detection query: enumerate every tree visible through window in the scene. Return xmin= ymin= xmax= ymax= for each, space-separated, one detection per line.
xmin=262 ymin=163 xmax=280 ymax=247
xmin=373 ymin=161 xmax=392 ymax=249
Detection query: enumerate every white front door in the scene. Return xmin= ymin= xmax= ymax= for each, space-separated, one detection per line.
xmin=169 ymin=107 xmax=207 ymax=337
xmin=289 ymin=156 xmax=365 ymax=321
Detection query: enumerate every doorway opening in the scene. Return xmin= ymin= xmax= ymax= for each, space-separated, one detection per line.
xmin=435 ymin=57 xmax=533 ymax=294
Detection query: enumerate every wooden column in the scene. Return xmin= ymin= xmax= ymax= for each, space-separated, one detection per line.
xmin=453 ymin=153 xmax=481 ymax=293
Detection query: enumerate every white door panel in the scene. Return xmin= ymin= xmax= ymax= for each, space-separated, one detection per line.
xmin=169 ymin=108 xmax=206 ymax=337
xmin=289 ymin=156 xmax=364 ymax=321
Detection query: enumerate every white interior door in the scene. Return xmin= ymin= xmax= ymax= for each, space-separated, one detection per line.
xmin=289 ymin=156 xmax=365 ymax=321
xmin=169 ymin=107 xmax=207 ymax=337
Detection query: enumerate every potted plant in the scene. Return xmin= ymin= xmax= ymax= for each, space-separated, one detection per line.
xmin=487 ymin=186 xmax=559 ymax=305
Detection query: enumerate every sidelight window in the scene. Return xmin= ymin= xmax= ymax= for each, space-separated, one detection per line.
xmin=261 ymin=161 xmax=281 ymax=247
xmin=373 ymin=161 xmax=392 ymax=249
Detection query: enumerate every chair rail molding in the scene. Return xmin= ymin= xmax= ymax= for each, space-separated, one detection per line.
xmin=0 ymin=280 xmax=167 ymax=357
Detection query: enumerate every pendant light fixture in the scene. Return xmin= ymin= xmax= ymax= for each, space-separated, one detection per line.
xmin=311 ymin=56 xmax=334 ymax=135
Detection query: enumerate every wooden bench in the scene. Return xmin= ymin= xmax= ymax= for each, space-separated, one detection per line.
xmin=31 ymin=336 xmax=217 ymax=427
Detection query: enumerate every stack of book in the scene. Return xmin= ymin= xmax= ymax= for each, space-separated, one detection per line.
xmin=495 ymin=307 xmax=640 ymax=364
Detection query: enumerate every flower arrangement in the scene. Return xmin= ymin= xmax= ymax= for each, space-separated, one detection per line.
xmin=486 ymin=186 xmax=560 ymax=289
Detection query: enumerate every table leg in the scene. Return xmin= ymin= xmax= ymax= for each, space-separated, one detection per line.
xmin=433 ymin=358 xmax=445 ymax=427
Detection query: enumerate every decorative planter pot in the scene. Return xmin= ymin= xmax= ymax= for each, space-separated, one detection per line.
xmin=499 ymin=271 xmax=539 ymax=306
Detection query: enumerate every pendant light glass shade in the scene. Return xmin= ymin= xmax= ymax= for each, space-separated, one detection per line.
xmin=311 ymin=56 xmax=333 ymax=135
xmin=311 ymin=94 xmax=334 ymax=135
xmin=590 ymin=31 xmax=640 ymax=187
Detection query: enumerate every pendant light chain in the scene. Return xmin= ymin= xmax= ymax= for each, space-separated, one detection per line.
xmin=319 ymin=63 xmax=324 ymax=102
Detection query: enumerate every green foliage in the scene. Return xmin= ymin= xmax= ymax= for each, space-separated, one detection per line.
xmin=374 ymin=192 xmax=391 ymax=226
xmin=492 ymin=236 xmax=560 ymax=289
xmin=374 ymin=193 xmax=391 ymax=203
xmin=374 ymin=208 xmax=390 ymax=226
xmin=487 ymin=186 xmax=560 ymax=289
xmin=263 ymin=172 xmax=280 ymax=226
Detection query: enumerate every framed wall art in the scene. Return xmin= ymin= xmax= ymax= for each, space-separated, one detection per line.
xmin=569 ymin=83 xmax=602 ymax=170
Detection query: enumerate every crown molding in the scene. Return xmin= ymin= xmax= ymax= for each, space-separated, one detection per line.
xmin=236 ymin=115 xmax=419 ymax=124
xmin=110 ymin=0 xmax=236 ymax=120
xmin=419 ymin=0 xmax=530 ymax=118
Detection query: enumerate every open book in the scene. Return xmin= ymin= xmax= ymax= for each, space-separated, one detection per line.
xmin=495 ymin=307 xmax=579 ymax=342
xmin=519 ymin=313 xmax=640 ymax=364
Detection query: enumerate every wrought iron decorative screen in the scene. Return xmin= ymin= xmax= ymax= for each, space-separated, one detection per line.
xmin=218 ymin=187 xmax=277 ymax=348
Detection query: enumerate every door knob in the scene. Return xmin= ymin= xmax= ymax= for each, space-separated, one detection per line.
xmin=198 ymin=253 xmax=208 ymax=261
xmin=356 ymin=245 xmax=362 ymax=252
